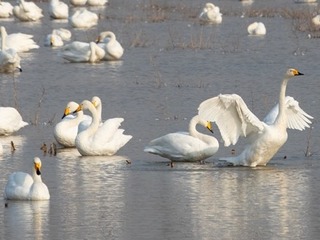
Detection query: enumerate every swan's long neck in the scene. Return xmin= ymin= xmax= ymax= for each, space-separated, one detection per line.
xmin=189 ymin=116 xmax=217 ymax=146
xmin=32 ymin=168 xmax=43 ymax=183
xmin=85 ymin=103 xmax=100 ymax=136
xmin=274 ymin=76 xmax=289 ymax=127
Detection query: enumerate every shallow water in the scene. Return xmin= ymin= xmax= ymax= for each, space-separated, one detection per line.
xmin=1 ymin=0 xmax=320 ymax=239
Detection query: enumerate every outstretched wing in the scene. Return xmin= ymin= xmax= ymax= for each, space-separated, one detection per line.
xmin=263 ymin=96 xmax=313 ymax=130
xmin=198 ymin=94 xmax=264 ymax=147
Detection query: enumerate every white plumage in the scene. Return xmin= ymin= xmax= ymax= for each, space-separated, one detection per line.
xmin=69 ymin=9 xmax=98 ymax=28
xmin=199 ymin=2 xmax=222 ymax=24
xmin=13 ymin=0 xmax=43 ymax=21
xmin=0 ymin=1 xmax=13 ymax=18
xmin=0 ymin=106 xmax=28 ymax=135
xmin=247 ymin=22 xmax=266 ymax=36
xmin=49 ymin=0 xmax=68 ymax=19
xmin=4 ymin=157 xmax=50 ymax=200
xmin=96 ymin=31 xmax=124 ymax=61
xmin=198 ymin=68 xmax=313 ymax=167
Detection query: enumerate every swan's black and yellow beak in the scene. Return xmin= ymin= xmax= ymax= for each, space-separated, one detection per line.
xmin=206 ymin=121 xmax=213 ymax=133
xmin=73 ymin=104 xmax=83 ymax=114
xmin=62 ymin=107 xmax=70 ymax=119
xmin=34 ymin=162 xmax=41 ymax=175
xmin=294 ymin=69 xmax=304 ymax=76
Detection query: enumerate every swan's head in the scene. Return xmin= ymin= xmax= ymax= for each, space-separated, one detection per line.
xmin=286 ymin=68 xmax=304 ymax=77
xmin=205 ymin=3 xmax=215 ymax=10
xmin=91 ymin=96 xmax=101 ymax=109
xmin=73 ymin=100 xmax=93 ymax=114
xmin=62 ymin=101 xmax=79 ymax=119
xmin=33 ymin=157 xmax=42 ymax=175
xmin=96 ymin=31 xmax=115 ymax=43
xmin=206 ymin=121 xmax=214 ymax=133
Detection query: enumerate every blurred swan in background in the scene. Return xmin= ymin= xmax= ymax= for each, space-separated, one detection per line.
xmin=52 ymin=28 xmax=71 ymax=41
xmin=199 ymin=2 xmax=222 ymax=24
xmin=0 ymin=1 xmax=13 ymax=18
xmin=54 ymin=101 xmax=92 ymax=147
xmin=198 ymin=68 xmax=313 ymax=167
xmin=144 ymin=115 xmax=219 ymax=162
xmin=312 ymin=15 xmax=320 ymax=26
xmin=49 ymin=0 xmax=68 ymax=19
xmin=60 ymin=41 xmax=105 ymax=63
xmin=0 ymin=27 xmax=22 ymax=73
xmin=4 ymin=157 xmax=50 ymax=200
xmin=44 ymin=33 xmax=63 ymax=47
xmin=87 ymin=0 xmax=108 ymax=6
xmin=247 ymin=22 xmax=266 ymax=35
xmin=13 ymin=0 xmax=43 ymax=21
xmin=0 ymin=26 xmax=39 ymax=53
xmin=74 ymin=100 xmax=132 ymax=156
xmin=70 ymin=0 xmax=87 ymax=6
xmin=0 ymin=106 xmax=28 ymax=134
xmin=96 ymin=31 xmax=124 ymax=61
xmin=69 ymin=9 xmax=98 ymax=28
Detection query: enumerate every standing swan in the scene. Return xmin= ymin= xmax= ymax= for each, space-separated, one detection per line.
xmin=198 ymin=68 xmax=313 ymax=167
xmin=4 ymin=157 xmax=50 ymax=200
xmin=144 ymin=115 xmax=219 ymax=162
xmin=0 ymin=26 xmax=22 ymax=73
xmin=96 ymin=31 xmax=124 ymax=61
xmin=73 ymin=100 xmax=132 ymax=156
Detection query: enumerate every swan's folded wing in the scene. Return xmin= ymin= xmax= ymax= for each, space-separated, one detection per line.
xmin=198 ymin=94 xmax=264 ymax=146
xmin=285 ymin=97 xmax=313 ymax=130
xmin=94 ymin=118 xmax=124 ymax=142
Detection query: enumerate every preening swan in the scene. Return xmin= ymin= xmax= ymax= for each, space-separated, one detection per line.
xmin=69 ymin=9 xmax=98 ymax=28
xmin=0 ymin=26 xmax=39 ymax=53
xmin=0 ymin=1 xmax=13 ymax=18
xmin=247 ymin=22 xmax=266 ymax=36
xmin=4 ymin=157 xmax=50 ymax=200
xmin=0 ymin=27 xmax=22 ymax=73
xmin=60 ymin=41 xmax=105 ymax=63
xmin=198 ymin=68 xmax=313 ymax=167
xmin=199 ymin=3 xmax=222 ymax=24
xmin=96 ymin=31 xmax=124 ymax=61
xmin=0 ymin=106 xmax=28 ymax=135
xmin=13 ymin=0 xmax=43 ymax=21
xmin=73 ymin=100 xmax=132 ymax=156
xmin=49 ymin=0 xmax=68 ymax=19
xmin=53 ymin=101 xmax=92 ymax=147
xmin=144 ymin=115 xmax=219 ymax=162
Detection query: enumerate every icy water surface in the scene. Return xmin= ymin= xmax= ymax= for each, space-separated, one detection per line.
xmin=1 ymin=0 xmax=320 ymax=239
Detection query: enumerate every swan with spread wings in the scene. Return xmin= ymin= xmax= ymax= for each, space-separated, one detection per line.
xmin=198 ymin=68 xmax=313 ymax=167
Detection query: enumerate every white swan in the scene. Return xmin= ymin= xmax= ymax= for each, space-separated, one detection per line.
xmin=96 ymin=31 xmax=124 ymax=61
xmin=54 ymin=101 xmax=92 ymax=147
xmin=4 ymin=157 xmax=50 ymax=200
xmin=144 ymin=115 xmax=219 ymax=162
xmin=0 ymin=1 xmax=13 ymax=18
xmin=60 ymin=41 xmax=105 ymax=63
xmin=0 ymin=106 xmax=28 ymax=135
xmin=312 ymin=15 xmax=320 ymax=26
xmin=87 ymin=0 xmax=108 ymax=6
xmin=247 ymin=22 xmax=266 ymax=36
xmin=49 ymin=0 xmax=68 ymax=19
xmin=0 ymin=26 xmax=39 ymax=53
xmin=74 ymin=100 xmax=132 ymax=156
xmin=199 ymin=3 xmax=222 ymax=24
xmin=70 ymin=0 xmax=87 ymax=6
xmin=198 ymin=68 xmax=313 ymax=167
xmin=13 ymin=0 xmax=43 ymax=21
xmin=69 ymin=9 xmax=98 ymax=28
xmin=0 ymin=27 xmax=22 ymax=73
xmin=52 ymin=28 xmax=71 ymax=41
xmin=44 ymin=33 xmax=63 ymax=47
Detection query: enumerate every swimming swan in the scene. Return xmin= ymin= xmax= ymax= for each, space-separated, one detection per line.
xmin=247 ymin=22 xmax=266 ymax=36
xmin=49 ymin=0 xmax=68 ymax=19
xmin=45 ymin=33 xmax=64 ymax=47
xmin=4 ymin=157 xmax=50 ymax=200
xmin=0 ymin=26 xmax=39 ymax=53
xmin=198 ymin=68 xmax=313 ymax=167
xmin=69 ymin=9 xmax=98 ymax=28
xmin=96 ymin=31 xmax=124 ymax=61
xmin=199 ymin=3 xmax=222 ymax=24
xmin=0 ymin=1 xmax=13 ymax=18
xmin=54 ymin=101 xmax=92 ymax=147
xmin=13 ymin=0 xmax=43 ymax=21
xmin=52 ymin=28 xmax=71 ymax=41
xmin=73 ymin=100 xmax=132 ymax=156
xmin=60 ymin=41 xmax=105 ymax=63
xmin=0 ymin=27 xmax=22 ymax=73
xmin=144 ymin=115 xmax=219 ymax=162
